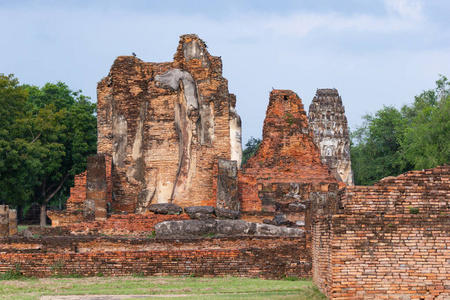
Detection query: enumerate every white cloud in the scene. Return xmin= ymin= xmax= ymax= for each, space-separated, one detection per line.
xmin=0 ymin=0 xmax=446 ymax=143
xmin=385 ymin=0 xmax=423 ymax=20
xmin=263 ymin=0 xmax=424 ymax=37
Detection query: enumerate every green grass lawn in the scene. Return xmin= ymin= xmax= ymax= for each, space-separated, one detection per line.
xmin=0 ymin=276 xmax=326 ymax=300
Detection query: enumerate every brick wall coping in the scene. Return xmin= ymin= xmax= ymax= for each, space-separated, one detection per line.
xmin=0 ymin=235 xmax=305 ymax=254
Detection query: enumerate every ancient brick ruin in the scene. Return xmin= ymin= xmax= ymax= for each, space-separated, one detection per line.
xmin=96 ymin=34 xmax=241 ymax=213
xmin=0 ymin=236 xmax=310 ymax=279
xmin=239 ymin=90 xmax=338 ymax=229
xmin=48 ymin=155 xmax=113 ymax=226
xmin=308 ymin=88 xmax=353 ymax=185
xmin=0 ymin=205 xmax=18 ymax=237
xmin=1 ymin=34 xmax=449 ymax=299
xmin=49 ymin=34 xmax=243 ymax=226
xmin=312 ymin=165 xmax=450 ymax=299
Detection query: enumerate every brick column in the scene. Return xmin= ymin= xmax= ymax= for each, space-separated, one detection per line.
xmin=216 ymin=159 xmax=239 ymax=211
xmin=0 ymin=205 xmax=10 ymax=237
xmin=8 ymin=208 xmax=17 ymax=235
xmin=85 ymin=155 xmax=107 ymax=221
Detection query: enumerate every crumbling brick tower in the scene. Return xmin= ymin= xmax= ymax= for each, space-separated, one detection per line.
xmin=96 ymin=34 xmax=242 ymax=213
xmin=308 ymin=89 xmax=353 ymax=185
xmin=239 ymin=90 xmax=338 ymax=225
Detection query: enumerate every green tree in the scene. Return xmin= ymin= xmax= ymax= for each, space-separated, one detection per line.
xmin=351 ymin=75 xmax=450 ymax=185
xmin=0 ymin=75 xmax=96 ymax=225
xmin=350 ymin=106 xmax=409 ymax=185
xmin=242 ymin=137 xmax=262 ymax=166
xmin=22 ymin=82 xmax=97 ymax=225
xmin=0 ymin=74 xmax=38 ymax=207
xmin=401 ymin=75 xmax=450 ymax=169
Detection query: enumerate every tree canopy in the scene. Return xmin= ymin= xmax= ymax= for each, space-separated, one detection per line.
xmin=0 ymin=74 xmax=37 ymax=205
xmin=242 ymin=137 xmax=262 ymax=166
xmin=351 ymin=75 xmax=450 ymax=185
xmin=401 ymin=76 xmax=450 ymax=170
xmin=0 ymin=74 xmax=97 ymax=224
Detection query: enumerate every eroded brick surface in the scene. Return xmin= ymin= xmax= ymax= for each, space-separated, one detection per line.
xmin=65 ymin=172 xmax=87 ymax=212
xmin=0 ymin=206 xmax=17 ymax=237
xmin=215 ymin=159 xmax=239 ymax=211
xmin=8 ymin=209 xmax=17 ymax=236
xmin=0 ymin=205 xmax=9 ymax=237
xmin=312 ymin=165 xmax=450 ymax=299
xmin=86 ymin=155 xmax=107 ymax=221
xmin=49 ymin=155 xmax=112 ymax=225
xmin=52 ymin=34 xmax=241 ymax=226
xmin=0 ymin=236 xmax=310 ymax=279
xmin=239 ymin=90 xmax=337 ymax=226
xmin=97 ymin=34 xmax=240 ymax=213
xmin=42 ymin=213 xmax=189 ymax=236
xmin=308 ymin=88 xmax=353 ymax=185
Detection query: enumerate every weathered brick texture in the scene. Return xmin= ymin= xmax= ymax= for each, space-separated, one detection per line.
xmin=312 ymin=165 xmax=450 ymax=299
xmin=97 ymin=34 xmax=240 ymax=213
xmin=0 ymin=236 xmax=310 ymax=279
xmin=239 ymin=90 xmax=337 ymax=227
xmin=215 ymin=159 xmax=239 ymax=211
xmin=51 ymin=34 xmax=241 ymax=226
xmin=8 ymin=209 xmax=17 ymax=236
xmin=308 ymin=88 xmax=353 ymax=185
xmin=64 ymin=155 xmax=112 ymax=214
xmin=0 ymin=205 xmax=9 ymax=237
xmin=0 ymin=205 xmax=17 ymax=237
xmin=43 ymin=213 xmax=189 ymax=236
xmin=65 ymin=171 xmax=87 ymax=212
xmin=38 ymin=34 xmax=449 ymax=299
xmin=48 ymin=155 xmax=112 ymax=226
xmin=86 ymin=155 xmax=108 ymax=221
xmin=46 ymin=211 xmax=84 ymax=227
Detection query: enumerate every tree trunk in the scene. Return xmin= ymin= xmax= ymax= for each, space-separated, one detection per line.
xmin=17 ymin=204 xmax=23 ymax=224
xmin=40 ymin=202 xmax=47 ymax=226
xmin=38 ymin=174 xmax=69 ymax=227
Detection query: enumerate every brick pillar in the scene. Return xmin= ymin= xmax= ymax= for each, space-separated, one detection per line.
xmin=216 ymin=159 xmax=239 ymax=211
xmin=8 ymin=209 xmax=17 ymax=235
xmin=83 ymin=199 xmax=95 ymax=222
xmin=0 ymin=205 xmax=10 ymax=237
xmin=86 ymin=155 xmax=107 ymax=221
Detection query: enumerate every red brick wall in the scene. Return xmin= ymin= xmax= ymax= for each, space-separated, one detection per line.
xmin=50 ymin=155 xmax=113 ymax=226
xmin=46 ymin=213 xmax=189 ymax=236
xmin=65 ymin=172 xmax=87 ymax=212
xmin=312 ymin=215 xmax=332 ymax=297
xmin=47 ymin=211 xmax=84 ymax=227
xmin=65 ymin=155 xmax=112 ymax=214
xmin=341 ymin=165 xmax=450 ymax=215
xmin=238 ymin=173 xmax=261 ymax=212
xmin=312 ymin=165 xmax=450 ymax=299
xmin=0 ymin=236 xmax=310 ymax=279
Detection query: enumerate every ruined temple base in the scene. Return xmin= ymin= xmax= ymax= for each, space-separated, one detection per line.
xmin=0 ymin=235 xmax=311 ymax=279
xmin=34 ymin=213 xmax=190 ymax=237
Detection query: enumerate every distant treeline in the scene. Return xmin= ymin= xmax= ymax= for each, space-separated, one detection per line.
xmin=350 ymin=75 xmax=450 ymax=185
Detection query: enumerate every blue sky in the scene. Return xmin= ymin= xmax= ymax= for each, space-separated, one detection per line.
xmin=1 ymin=0 xmax=449 ymax=143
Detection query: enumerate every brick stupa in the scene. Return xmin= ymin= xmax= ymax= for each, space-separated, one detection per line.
xmin=239 ymin=90 xmax=337 ymax=213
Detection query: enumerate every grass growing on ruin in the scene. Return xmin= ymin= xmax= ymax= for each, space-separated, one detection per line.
xmin=0 ymin=276 xmax=326 ymax=299
xmin=17 ymin=225 xmax=29 ymax=232
xmin=17 ymin=225 xmax=50 ymax=232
